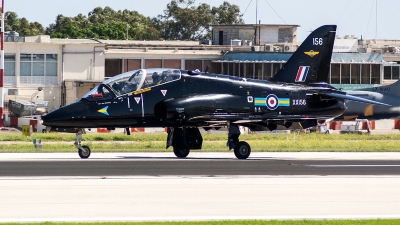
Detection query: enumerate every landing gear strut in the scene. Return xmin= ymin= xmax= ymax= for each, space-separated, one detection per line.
xmin=75 ymin=129 xmax=91 ymax=159
xmin=228 ymin=122 xmax=251 ymax=159
xmin=167 ymin=127 xmax=203 ymax=158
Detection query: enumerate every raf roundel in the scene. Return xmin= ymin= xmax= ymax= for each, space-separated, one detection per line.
xmin=266 ymin=94 xmax=279 ymax=110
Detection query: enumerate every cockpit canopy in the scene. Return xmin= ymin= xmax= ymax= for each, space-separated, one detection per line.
xmin=83 ymin=68 xmax=181 ymax=101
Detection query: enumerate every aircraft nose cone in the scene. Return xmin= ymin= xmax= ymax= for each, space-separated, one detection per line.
xmin=42 ymin=101 xmax=89 ymax=127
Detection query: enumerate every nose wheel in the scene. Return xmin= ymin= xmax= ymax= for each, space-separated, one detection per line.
xmin=78 ymin=145 xmax=91 ymax=158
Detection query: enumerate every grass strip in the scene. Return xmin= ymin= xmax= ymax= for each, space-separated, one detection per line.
xmin=1 ymin=132 xmax=400 ymax=152
xmin=2 ymin=219 xmax=400 ymax=224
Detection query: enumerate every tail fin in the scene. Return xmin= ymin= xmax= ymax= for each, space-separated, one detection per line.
xmin=357 ymin=79 xmax=400 ymax=97
xmin=270 ymin=25 xmax=336 ymax=84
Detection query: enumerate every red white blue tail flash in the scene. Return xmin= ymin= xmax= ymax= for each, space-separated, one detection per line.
xmin=295 ymin=66 xmax=309 ymax=82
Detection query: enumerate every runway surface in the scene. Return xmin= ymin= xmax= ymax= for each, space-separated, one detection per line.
xmin=1 ymin=152 xmax=400 ymax=222
xmin=1 ymin=152 xmax=400 ymax=176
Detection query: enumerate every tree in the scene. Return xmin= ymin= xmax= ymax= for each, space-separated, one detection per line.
xmin=4 ymin=2 xmax=244 ymax=40
xmin=46 ymin=7 xmax=161 ymax=40
xmin=46 ymin=14 xmax=89 ymax=37
xmin=4 ymin=11 xmax=45 ymax=36
xmin=212 ymin=1 xmax=244 ymax=25
xmin=4 ymin=11 xmax=19 ymax=31
xmin=155 ymin=0 xmax=243 ymax=40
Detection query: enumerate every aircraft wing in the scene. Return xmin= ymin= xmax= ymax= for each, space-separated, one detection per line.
xmin=189 ymin=114 xmax=334 ymax=122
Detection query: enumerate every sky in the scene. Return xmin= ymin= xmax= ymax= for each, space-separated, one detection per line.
xmin=5 ymin=0 xmax=400 ymax=41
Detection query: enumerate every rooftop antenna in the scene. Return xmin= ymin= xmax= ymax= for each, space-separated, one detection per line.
xmin=375 ymin=0 xmax=377 ymax=41
xmin=256 ymin=0 xmax=258 ymax=24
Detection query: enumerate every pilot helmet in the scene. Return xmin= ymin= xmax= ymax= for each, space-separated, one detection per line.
xmin=152 ymin=72 xmax=160 ymax=79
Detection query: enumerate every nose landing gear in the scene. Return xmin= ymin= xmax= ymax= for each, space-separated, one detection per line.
xmin=75 ymin=129 xmax=91 ymax=159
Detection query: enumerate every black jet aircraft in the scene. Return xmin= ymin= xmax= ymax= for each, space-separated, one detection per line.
xmin=336 ymin=79 xmax=400 ymax=121
xmin=42 ymin=25 xmax=389 ymax=159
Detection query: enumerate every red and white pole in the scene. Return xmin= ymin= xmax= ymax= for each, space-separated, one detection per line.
xmin=0 ymin=0 xmax=4 ymax=127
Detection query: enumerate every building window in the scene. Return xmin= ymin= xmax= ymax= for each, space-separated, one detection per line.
xmin=124 ymin=59 xmax=141 ymax=72
xmin=164 ymin=59 xmax=181 ymax=69
xmin=212 ymin=62 xmax=221 ymax=74
xmin=227 ymin=63 xmax=234 ymax=76
xmin=232 ymin=63 xmax=238 ymax=76
xmin=237 ymin=63 xmax=243 ymax=77
xmin=5 ymin=54 xmax=15 ymax=76
xmin=5 ymin=54 xmax=16 ymax=85
xmin=341 ymin=64 xmax=350 ymax=84
xmin=351 ymin=64 xmax=361 ymax=84
xmin=330 ymin=64 xmax=340 ymax=84
xmin=243 ymin=63 xmax=255 ymax=78
xmin=33 ymin=54 xmax=45 ymax=76
xmin=105 ymin=59 xmax=122 ymax=77
xmin=384 ymin=66 xmax=391 ymax=79
xmin=185 ymin=60 xmax=202 ymax=71
xmin=329 ymin=63 xmax=380 ymax=84
xmin=393 ymin=66 xmax=400 ymax=79
xmin=221 ymin=62 xmax=229 ymax=74
xmin=203 ymin=60 xmax=215 ymax=73
xmin=20 ymin=54 xmax=33 ymax=76
xmin=145 ymin=59 xmax=162 ymax=68
xmin=255 ymin=63 xmax=263 ymax=79
xmin=46 ymin=54 xmax=58 ymax=76
xmin=361 ymin=64 xmax=371 ymax=84
xmin=272 ymin=63 xmax=282 ymax=76
xmin=264 ymin=63 xmax=272 ymax=78
xmin=383 ymin=65 xmax=400 ymax=80
xmin=371 ymin=64 xmax=380 ymax=84
xmin=20 ymin=54 xmax=58 ymax=85
xmin=20 ymin=53 xmax=57 ymax=76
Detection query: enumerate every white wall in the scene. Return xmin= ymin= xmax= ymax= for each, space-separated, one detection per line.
xmin=260 ymin=27 xmax=279 ymax=43
xmin=62 ymin=45 xmax=105 ymax=81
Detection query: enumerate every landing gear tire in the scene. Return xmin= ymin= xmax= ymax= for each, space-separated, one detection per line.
xmin=234 ymin=141 xmax=251 ymax=159
xmin=78 ymin=145 xmax=91 ymax=159
xmin=173 ymin=147 xmax=190 ymax=158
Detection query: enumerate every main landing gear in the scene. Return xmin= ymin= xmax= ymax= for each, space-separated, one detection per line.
xmin=166 ymin=127 xmax=203 ymax=158
xmin=75 ymin=129 xmax=91 ymax=159
xmin=227 ymin=122 xmax=251 ymax=159
xmin=167 ymin=123 xmax=251 ymax=159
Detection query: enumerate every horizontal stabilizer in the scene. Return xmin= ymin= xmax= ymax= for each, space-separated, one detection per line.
xmin=357 ymin=78 xmax=400 ymax=97
xmin=322 ymin=92 xmax=391 ymax=106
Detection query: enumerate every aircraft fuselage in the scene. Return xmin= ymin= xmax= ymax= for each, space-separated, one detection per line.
xmin=42 ymin=69 xmax=346 ymax=129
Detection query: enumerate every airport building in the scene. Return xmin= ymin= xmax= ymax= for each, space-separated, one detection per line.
xmin=4 ymin=24 xmax=400 ymax=120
